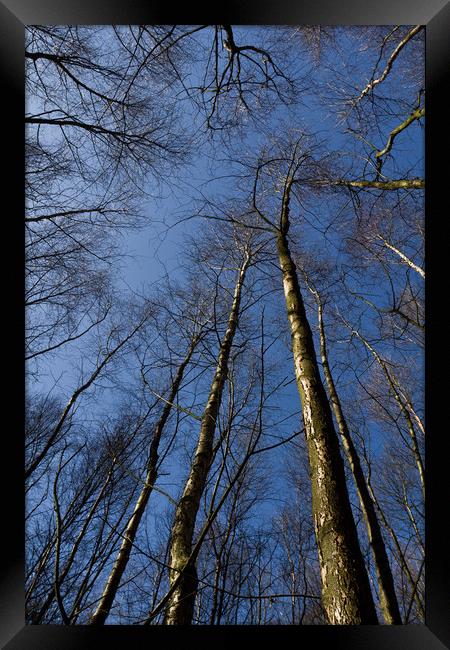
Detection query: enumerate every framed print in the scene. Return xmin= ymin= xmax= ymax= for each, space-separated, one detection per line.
xmin=1 ymin=1 xmax=449 ymax=648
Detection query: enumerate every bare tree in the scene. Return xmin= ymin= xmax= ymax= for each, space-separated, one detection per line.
xmin=89 ymin=324 xmax=208 ymax=624
xmin=300 ymin=273 xmax=402 ymax=624
xmin=163 ymin=237 xmax=254 ymax=624
xmin=25 ymin=26 xmax=424 ymax=627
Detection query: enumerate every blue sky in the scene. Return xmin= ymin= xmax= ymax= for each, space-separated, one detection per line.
xmin=28 ymin=20 xmax=425 ymax=525
xmin=26 ymin=26 xmax=425 ymax=623
xmin=28 ymin=22 xmax=424 ymax=473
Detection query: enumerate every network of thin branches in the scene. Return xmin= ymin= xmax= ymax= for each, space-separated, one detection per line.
xmin=25 ymin=25 xmax=424 ymax=626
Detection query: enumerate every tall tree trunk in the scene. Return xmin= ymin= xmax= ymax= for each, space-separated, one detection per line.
xmin=275 ymin=179 xmax=378 ymax=624
xmin=164 ymin=251 xmax=251 ymax=625
xmin=313 ymin=293 xmax=402 ymax=624
xmin=89 ymin=337 xmax=199 ymax=625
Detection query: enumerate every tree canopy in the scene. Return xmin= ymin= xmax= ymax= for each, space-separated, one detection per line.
xmin=25 ymin=25 xmax=424 ymax=626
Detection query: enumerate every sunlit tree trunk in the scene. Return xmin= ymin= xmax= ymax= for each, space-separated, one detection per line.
xmin=164 ymin=250 xmax=251 ymax=625
xmin=276 ymin=178 xmax=378 ymax=624
xmin=377 ymin=237 xmax=425 ymax=278
xmin=312 ymin=293 xmax=402 ymax=624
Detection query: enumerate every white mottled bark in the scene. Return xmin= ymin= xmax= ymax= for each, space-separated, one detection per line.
xmin=164 ymin=251 xmax=251 ymax=625
xmin=276 ymin=178 xmax=378 ymax=624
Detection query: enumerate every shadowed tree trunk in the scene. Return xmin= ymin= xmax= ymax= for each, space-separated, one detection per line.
xmin=275 ymin=177 xmax=378 ymax=624
xmin=164 ymin=249 xmax=251 ymax=625
xmin=89 ymin=335 xmax=201 ymax=624
xmin=308 ymin=286 xmax=402 ymax=624
xmin=364 ymin=459 xmax=425 ymax=620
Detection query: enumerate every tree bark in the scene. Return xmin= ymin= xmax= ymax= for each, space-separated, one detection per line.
xmin=164 ymin=251 xmax=251 ymax=625
xmin=334 ymin=178 xmax=424 ymax=190
xmin=276 ymin=179 xmax=378 ymax=624
xmin=379 ymin=237 xmax=425 ymax=278
xmin=314 ymin=295 xmax=402 ymax=624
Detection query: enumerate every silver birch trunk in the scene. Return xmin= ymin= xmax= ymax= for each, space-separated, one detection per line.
xmin=315 ymin=296 xmax=402 ymax=624
xmin=276 ymin=179 xmax=378 ymax=624
xmin=164 ymin=251 xmax=251 ymax=625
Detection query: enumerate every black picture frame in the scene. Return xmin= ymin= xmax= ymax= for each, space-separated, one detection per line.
xmin=1 ymin=2 xmax=448 ymax=648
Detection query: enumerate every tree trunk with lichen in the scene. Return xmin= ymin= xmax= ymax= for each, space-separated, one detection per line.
xmin=89 ymin=338 xmax=199 ymax=625
xmin=276 ymin=180 xmax=378 ymax=624
xmin=164 ymin=251 xmax=251 ymax=625
xmin=315 ymin=297 xmax=402 ymax=624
